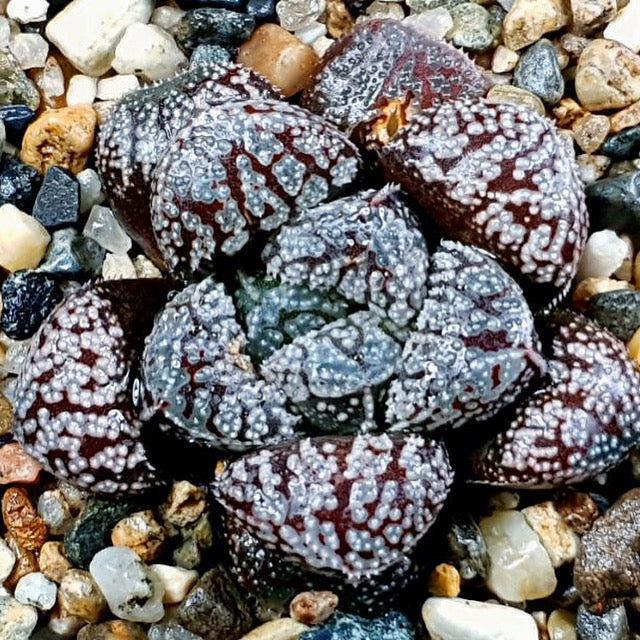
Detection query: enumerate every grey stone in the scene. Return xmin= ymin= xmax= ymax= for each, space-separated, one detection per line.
xmin=149 ymin=621 xmax=204 ymax=640
xmin=445 ymin=513 xmax=490 ymax=581
xmin=514 ymin=39 xmax=564 ymax=104
xmin=37 ymin=228 xmax=105 ymax=277
xmin=587 ymin=289 xmax=640 ymax=342
xmin=446 ymin=3 xmax=494 ymax=51
xmin=576 ymin=604 xmax=629 ymax=640
xmin=189 ymin=44 xmax=230 ymax=69
xmin=0 ymin=50 xmax=39 ymax=110
xmin=586 ymin=170 xmax=640 ymax=232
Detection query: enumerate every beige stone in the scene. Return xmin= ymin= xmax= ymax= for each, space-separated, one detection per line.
xmin=502 ymin=0 xmax=569 ymax=50
xmin=628 ymin=325 xmax=640 ymax=365
xmin=149 ymin=564 xmax=198 ymax=604
xmin=237 ymin=24 xmax=319 ymax=97
xmin=486 ymin=84 xmax=546 ymax=116
xmin=77 ymin=620 xmax=147 ymax=640
xmin=575 ymin=39 xmax=640 ymax=111
xmin=326 ymin=0 xmax=354 ymax=38
xmin=560 ymin=33 xmax=590 ymax=62
xmin=611 ymin=99 xmax=640 ymax=132
xmin=572 ymin=276 xmax=631 ymax=311
xmin=59 ymin=569 xmax=107 ymax=623
xmin=0 ymin=393 xmax=13 ymax=437
xmin=572 ymin=113 xmax=611 ymax=153
xmin=21 ymin=105 xmax=97 ymax=174
xmin=547 ymin=609 xmax=578 ymax=640
xmin=240 ymin=619 xmax=310 ymax=640
xmin=428 ymin=564 xmax=461 ymax=598
xmin=491 ymin=45 xmax=519 ymax=73
xmin=160 ymin=481 xmax=206 ymax=528
xmin=570 ymin=0 xmax=617 ymax=35
xmin=0 ymin=204 xmax=50 ymax=272
xmin=521 ymin=502 xmax=581 ymax=567
xmin=0 ymin=443 xmax=42 ymax=485
xmin=553 ymin=96 xmax=586 ymax=127
xmin=576 ymin=153 xmax=612 ymax=184
xmin=39 ymin=541 xmax=73 ymax=583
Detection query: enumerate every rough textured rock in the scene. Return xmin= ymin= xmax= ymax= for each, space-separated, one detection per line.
xmin=502 ymin=0 xmax=569 ymax=50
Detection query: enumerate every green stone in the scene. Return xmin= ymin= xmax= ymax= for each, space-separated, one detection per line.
xmin=587 ymin=290 xmax=640 ymax=342
xmin=0 ymin=51 xmax=40 ymax=110
xmin=64 ymin=499 xmax=135 ymax=569
xmin=447 ymin=3 xmax=494 ymax=52
xmin=586 ymin=170 xmax=640 ymax=232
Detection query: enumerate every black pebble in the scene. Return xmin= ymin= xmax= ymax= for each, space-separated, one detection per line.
xmin=0 ymin=270 xmax=63 ymax=340
xmin=177 ymin=0 xmax=247 ymax=10
xmin=32 ymin=166 xmax=80 ymax=229
xmin=0 ymin=155 xmax=42 ymax=212
xmin=175 ymin=8 xmax=255 ymax=53
xmin=602 ymin=124 xmax=640 ymax=161
xmin=0 ymin=105 xmax=36 ymax=146
xmin=586 ymin=169 xmax=640 ymax=232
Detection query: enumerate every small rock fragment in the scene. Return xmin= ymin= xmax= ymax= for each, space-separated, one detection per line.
xmin=96 ymin=74 xmax=140 ymax=101
xmin=237 ymin=23 xmax=318 ymax=97
xmin=2 ymin=486 xmax=48 ymax=551
xmin=7 ymin=0 xmax=49 ymax=23
xmin=502 ymin=0 xmax=568 ymax=50
xmin=83 ymin=204 xmax=132 ymax=255
xmin=575 ymin=39 xmax=640 ymax=111
xmin=77 ymin=620 xmax=148 ymax=640
xmin=175 ymin=8 xmax=255 ymax=53
xmin=32 ymin=166 xmax=79 ymax=229
xmin=101 ymin=252 xmax=137 ymax=280
xmin=9 ymin=33 xmax=48 ymax=70
xmin=603 ymin=0 xmax=640 ymax=53
xmin=300 ymin=612 xmax=413 ymax=640
xmin=573 ymin=113 xmax=611 ymax=153
xmin=111 ymin=510 xmax=166 ymax=563
xmin=20 ymin=105 xmax=97 ymax=174
xmin=241 ymin=620 xmax=310 ymax=640
xmin=37 ymin=490 xmax=73 ymax=536
xmin=0 ymin=595 xmax=38 ymax=640
xmin=14 ymin=572 xmax=57 ymax=610
xmin=326 ymin=0 xmax=354 ymax=39
xmin=90 ymin=546 xmax=165 ymax=623
xmin=113 ymin=23 xmax=188 ymax=81
xmin=586 ymin=289 xmax=640 ymax=342
xmin=3 ymin=534 xmax=38 ymax=590
xmin=0 ymin=156 xmax=42 ymax=211
xmin=571 ymin=0 xmax=617 ymax=36
xmin=177 ymin=566 xmax=254 ymax=640
xmin=446 ymin=3 xmax=494 ymax=51
xmin=66 ymin=74 xmax=98 ymax=107
xmin=47 ymin=605 xmax=85 ymax=638
xmin=422 ymin=597 xmax=539 ymax=640
xmin=492 ymin=45 xmax=519 ymax=72
xmin=446 ymin=514 xmax=490 ymax=581
xmin=38 ymin=227 xmax=105 ymax=277
xmin=160 ymin=481 xmax=206 ymax=528
xmin=0 ymin=443 xmax=42 ymax=485
xmin=149 ymin=564 xmax=198 ymax=604
xmin=290 ymin=591 xmax=339 ymax=626
xmin=521 ymin=502 xmax=580 ymax=567
xmin=577 ymin=230 xmax=629 ymax=281
xmin=76 ymin=168 xmax=103 ymax=214
xmin=513 ymin=38 xmax=564 ymax=104
xmin=576 ymin=604 xmax=629 ymax=640
xmin=0 ymin=50 xmax=40 ymax=110
xmin=547 ymin=609 xmax=578 ymax=640
xmin=276 ymin=0 xmax=325 ymax=31
xmin=149 ymin=621 xmax=204 ymax=640
xmin=0 ymin=204 xmax=50 ymax=272
xmin=486 ymin=84 xmax=546 ymax=115
xmin=45 ymin=0 xmax=154 ymax=76
xmin=603 ymin=124 xmax=640 ymax=159
xmin=479 ymin=510 xmax=557 ymax=602
xmin=556 ymin=492 xmax=601 ymax=535
xmin=428 ymin=564 xmax=462 ymax=598
xmin=0 ymin=538 xmax=16 ymax=583
xmin=58 ymin=569 xmax=107 ymax=623
xmin=38 ymin=541 xmax=72 ymax=583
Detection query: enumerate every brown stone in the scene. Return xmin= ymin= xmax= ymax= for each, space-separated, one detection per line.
xmin=59 ymin=569 xmax=107 ymax=623
xmin=160 ymin=480 xmax=206 ymax=528
xmin=556 ymin=491 xmax=601 ymax=535
xmin=572 ymin=277 xmax=632 ymax=311
xmin=111 ymin=510 xmax=166 ymax=562
xmin=290 ymin=591 xmax=339 ymax=625
xmin=575 ymin=39 xmax=640 ymax=111
xmin=553 ymin=96 xmax=586 ymax=127
xmin=0 ymin=392 xmax=13 ymax=437
xmin=3 ymin=533 xmax=39 ymax=590
xmin=486 ymin=84 xmax=546 ymax=116
xmin=611 ymin=100 xmax=640 ymax=132
xmin=572 ymin=113 xmax=611 ymax=153
xmin=0 ymin=443 xmax=43 ymax=485
xmin=560 ymin=33 xmax=590 ymax=62
xmin=2 ymin=486 xmax=48 ymax=551
xmin=20 ymin=105 xmax=97 ymax=174
xmin=428 ymin=563 xmax=462 ymax=597
xmin=39 ymin=541 xmax=73 ymax=583
xmin=77 ymin=620 xmax=147 ymax=640
xmin=237 ymin=24 xmax=319 ymax=98
xmin=326 ymin=0 xmax=354 ymax=38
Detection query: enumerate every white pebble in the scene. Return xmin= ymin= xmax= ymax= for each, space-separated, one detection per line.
xmin=6 ymin=0 xmax=49 ymax=24
xmin=45 ymin=0 xmax=154 ymax=77
xmin=422 ymin=597 xmax=539 ymax=640
xmin=0 ymin=538 xmax=16 ymax=583
xmin=295 ymin=21 xmax=327 ymax=46
xmin=66 ymin=74 xmax=97 ymax=106
xmin=90 ymin=546 xmax=164 ymax=623
xmin=0 ymin=596 xmax=38 ymax=640
xmin=37 ymin=490 xmax=73 ymax=536
xmin=14 ymin=573 xmax=57 ymax=611
xmin=151 ymin=5 xmax=185 ymax=35
xmin=149 ymin=565 xmax=198 ymax=604
xmin=113 ymin=22 xmax=187 ymax=81
xmin=276 ymin=0 xmax=326 ymax=31
xmin=604 ymin=0 xmax=640 ymax=53
xmin=577 ymin=229 xmax=629 ymax=281
xmin=311 ymin=35 xmax=334 ymax=57
xmin=479 ymin=510 xmax=557 ymax=602
xmin=83 ymin=204 xmax=132 ymax=255
xmin=133 ymin=254 xmax=162 ymax=278
xmin=76 ymin=168 xmax=104 ymax=213
xmin=9 ymin=32 xmax=48 ymax=69
xmin=365 ymin=0 xmax=404 ymax=19
xmin=0 ymin=203 xmax=50 ymax=272
xmin=0 ymin=18 xmax=11 ymax=51
xmin=102 ymin=252 xmax=137 ymax=280
xmin=97 ymin=74 xmax=140 ymax=100
xmin=403 ymin=7 xmax=453 ymax=40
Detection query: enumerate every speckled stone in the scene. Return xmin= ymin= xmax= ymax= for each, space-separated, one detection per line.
xmin=513 ymin=38 xmax=564 ymax=105
xmin=0 ymin=50 xmax=40 ymax=110
xmin=446 ymin=3 xmax=494 ymax=51
xmin=502 ymin=0 xmax=568 ymax=50
xmin=576 ymin=604 xmax=629 ymax=640
xmin=176 ymin=566 xmax=254 ymax=640
xmin=149 ymin=621 xmax=204 ymax=640
xmin=586 ymin=289 xmax=640 ymax=341
xmin=189 ymin=43 xmax=230 ymax=67
xmin=175 ymin=7 xmax=254 ymax=52
xmin=0 ymin=596 xmax=38 ymax=640
xmin=446 ymin=514 xmax=490 ymax=581
xmin=586 ymin=169 xmax=640 ymax=231
xmin=37 ymin=228 xmax=105 ymax=277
